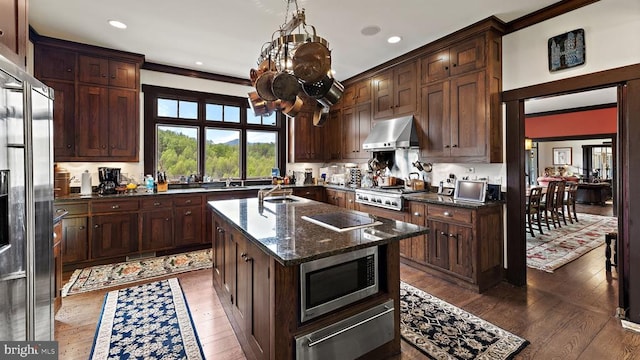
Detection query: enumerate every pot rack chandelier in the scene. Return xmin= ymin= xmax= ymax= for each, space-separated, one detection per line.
xmin=248 ymin=0 xmax=343 ymax=125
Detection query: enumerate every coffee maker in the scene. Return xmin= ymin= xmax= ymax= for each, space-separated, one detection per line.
xmin=98 ymin=167 xmax=121 ymax=195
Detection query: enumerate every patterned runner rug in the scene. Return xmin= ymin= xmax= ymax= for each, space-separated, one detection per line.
xmin=90 ymin=278 xmax=204 ymax=360
xmin=400 ymin=282 xmax=528 ymax=360
xmin=63 ymin=248 xmax=212 ymax=296
xmin=526 ymin=213 xmax=617 ymax=272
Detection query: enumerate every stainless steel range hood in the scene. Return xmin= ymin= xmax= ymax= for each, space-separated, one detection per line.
xmin=362 ymin=115 xmax=419 ymax=151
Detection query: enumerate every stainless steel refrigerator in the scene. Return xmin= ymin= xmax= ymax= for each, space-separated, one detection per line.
xmin=0 ymin=53 xmax=54 ymax=341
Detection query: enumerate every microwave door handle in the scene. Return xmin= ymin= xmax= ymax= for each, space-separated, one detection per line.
xmin=306 ymin=306 xmax=394 ymax=347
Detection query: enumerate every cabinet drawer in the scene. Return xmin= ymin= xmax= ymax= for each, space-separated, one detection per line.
xmin=91 ymin=199 xmax=139 ymax=213
xmin=54 ymin=202 xmax=88 ymax=216
xmin=141 ymin=197 xmax=174 ymax=210
xmin=174 ymin=195 xmax=202 ymax=207
xmin=427 ymin=205 xmax=472 ymax=224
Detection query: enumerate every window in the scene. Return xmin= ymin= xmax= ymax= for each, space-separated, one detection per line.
xmin=143 ymin=85 xmax=284 ymax=182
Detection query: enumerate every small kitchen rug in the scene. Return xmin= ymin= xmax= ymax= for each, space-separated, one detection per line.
xmin=526 ymin=213 xmax=617 ymax=272
xmin=400 ymin=282 xmax=528 ymax=360
xmin=62 ymin=248 xmax=212 ymax=296
xmin=90 ymin=278 xmax=204 ymax=360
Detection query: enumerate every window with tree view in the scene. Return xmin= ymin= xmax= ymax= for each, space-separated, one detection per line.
xmin=143 ymin=85 xmax=284 ymax=183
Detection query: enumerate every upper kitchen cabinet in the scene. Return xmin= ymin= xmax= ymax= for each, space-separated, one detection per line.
xmin=341 ymin=79 xmax=371 ymax=108
xmin=288 ymin=103 xmax=324 ymax=163
xmin=323 ymin=108 xmax=342 ymax=161
xmin=417 ymin=24 xmax=503 ymax=163
xmin=420 ymin=36 xmax=485 ymax=85
xmin=342 ymin=102 xmax=371 ymax=160
xmin=372 ymin=60 xmax=417 ymax=119
xmin=79 ymin=55 xmax=137 ymax=89
xmin=0 ymin=0 xmax=27 ymax=68
xmin=33 ymin=36 xmax=144 ymax=162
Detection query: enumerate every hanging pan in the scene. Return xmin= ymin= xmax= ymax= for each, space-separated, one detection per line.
xmin=292 ymin=41 xmax=331 ymax=83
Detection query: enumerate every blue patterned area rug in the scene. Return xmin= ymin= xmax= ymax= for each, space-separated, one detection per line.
xmin=89 ymin=278 xmax=204 ymax=360
xmin=400 ymin=282 xmax=529 ymax=360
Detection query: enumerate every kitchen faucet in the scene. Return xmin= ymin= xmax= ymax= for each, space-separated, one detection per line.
xmin=257 ymin=184 xmax=292 ymax=206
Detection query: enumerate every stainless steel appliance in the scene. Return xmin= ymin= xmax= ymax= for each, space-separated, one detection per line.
xmin=0 ymin=54 xmax=55 ymax=341
xmin=98 ymin=167 xmax=121 ymax=195
xmin=295 ymin=299 xmax=395 ymax=360
xmin=362 ymin=115 xmax=419 ymax=151
xmin=355 ymin=186 xmax=426 ymax=211
xmin=300 ymin=246 xmax=378 ymax=322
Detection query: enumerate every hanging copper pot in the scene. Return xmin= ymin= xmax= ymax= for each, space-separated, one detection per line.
xmin=248 ymin=91 xmax=278 ymax=117
xmin=292 ymin=41 xmax=331 ymax=83
xmin=281 ymin=95 xmax=304 ymax=118
xmin=312 ymin=104 xmax=330 ymax=127
xmin=271 ymin=71 xmax=302 ymax=102
xmin=255 ymin=71 xmax=278 ymax=101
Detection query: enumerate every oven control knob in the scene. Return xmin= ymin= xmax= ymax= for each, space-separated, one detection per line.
xmin=391 ymin=201 xmax=398 ymax=206
xmin=376 ymin=198 xmax=382 ymax=203
xmin=384 ymin=200 xmax=391 ymax=205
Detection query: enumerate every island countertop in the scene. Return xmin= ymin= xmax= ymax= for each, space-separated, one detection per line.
xmin=207 ymin=195 xmax=428 ymax=266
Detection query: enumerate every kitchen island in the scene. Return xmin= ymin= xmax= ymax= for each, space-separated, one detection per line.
xmin=207 ymin=195 xmax=428 ymax=360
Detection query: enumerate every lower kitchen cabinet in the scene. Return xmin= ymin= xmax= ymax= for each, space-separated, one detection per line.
xmin=293 ymin=186 xmax=325 ymax=202
xmin=54 ymin=202 xmax=89 ymax=264
xmin=174 ymin=195 xmax=203 ymax=247
xmin=91 ymin=212 xmax=139 ymax=259
xmin=141 ymin=208 xmax=173 ymax=251
xmin=404 ymin=201 xmax=503 ymax=292
xmin=325 ymin=188 xmax=346 ymax=207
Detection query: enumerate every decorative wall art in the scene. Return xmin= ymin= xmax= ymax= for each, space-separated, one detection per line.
xmin=553 ymin=147 xmax=572 ymax=165
xmin=548 ymin=28 xmax=585 ymax=72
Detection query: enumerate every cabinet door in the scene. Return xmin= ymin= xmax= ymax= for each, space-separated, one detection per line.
xmin=448 ymin=36 xmax=485 ymax=77
xmin=448 ymin=224 xmax=473 ymax=279
xmin=394 ymin=61 xmax=417 ymax=116
xmin=372 ymin=70 xmax=393 ymax=119
xmin=174 ymin=205 xmax=203 ymax=246
xmin=345 ymin=192 xmax=356 ymax=210
xmin=46 ymin=81 xmax=76 ymax=159
xmin=61 ymin=217 xmax=88 ymax=263
xmin=342 ymin=79 xmax=371 ymax=108
xmin=450 ymin=71 xmax=486 ymax=157
xmin=420 ymin=49 xmax=450 ymax=84
xmin=407 ymin=202 xmax=427 ymax=264
xmin=141 ymin=209 xmax=173 ymax=251
xmin=108 ymin=60 xmax=137 ymax=88
xmin=0 ymin=0 xmax=27 ymax=66
xmin=325 ymin=189 xmax=345 ymax=207
xmin=78 ymin=55 xmax=109 ymax=85
xmin=419 ymin=82 xmax=450 ymax=158
xmin=213 ymin=219 xmax=226 ymax=287
xmin=427 ymin=219 xmax=449 ymax=269
xmin=77 ymin=85 xmax=109 ymax=157
xmin=35 ymin=46 xmax=76 ymax=81
xmin=91 ymin=213 xmax=138 ymax=259
xmin=246 ymin=241 xmax=270 ymax=360
xmin=323 ymin=109 xmax=342 ymax=161
xmin=341 ymin=106 xmax=358 ymax=159
xmin=234 ymin=236 xmax=249 ymax=327
xmin=108 ymin=89 xmax=138 ymax=158
xmin=293 ymin=187 xmax=324 ymax=202
xmin=224 ymin=228 xmax=236 ymax=302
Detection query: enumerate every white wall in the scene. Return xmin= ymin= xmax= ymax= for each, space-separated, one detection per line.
xmin=503 ymin=0 xmax=640 ymax=91
xmin=535 ymin=138 xmax=610 ymax=178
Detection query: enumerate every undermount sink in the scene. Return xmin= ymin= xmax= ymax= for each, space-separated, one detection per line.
xmin=263 ymin=196 xmax=297 ymax=203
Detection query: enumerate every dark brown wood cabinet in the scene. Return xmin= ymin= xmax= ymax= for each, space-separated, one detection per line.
xmin=90 ymin=199 xmax=140 ymax=259
xmin=54 ymin=202 xmax=89 ymax=264
xmin=372 ymin=60 xmax=417 ymax=119
xmin=325 ymin=188 xmax=346 ymax=207
xmin=322 ymin=109 xmax=342 ymax=161
xmin=341 ymin=102 xmax=371 ymax=160
xmin=403 ymin=201 xmax=503 ymax=292
xmin=174 ymin=195 xmax=203 ymax=247
xmin=341 ymin=79 xmax=371 ymax=108
xmin=288 ymin=111 xmax=324 ymax=163
xmin=33 ymin=37 xmax=143 ymax=162
xmin=0 ymin=0 xmax=27 ymax=67
xmin=141 ymin=198 xmax=174 ymax=252
xmin=417 ymin=29 xmax=502 ymax=163
xmin=293 ymin=186 xmax=325 ymax=202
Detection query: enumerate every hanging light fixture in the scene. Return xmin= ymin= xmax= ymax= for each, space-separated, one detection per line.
xmin=247 ymin=0 xmax=343 ymax=125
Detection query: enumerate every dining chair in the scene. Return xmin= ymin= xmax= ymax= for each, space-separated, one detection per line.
xmin=540 ymin=181 xmax=561 ymax=229
xmin=526 ymin=186 xmax=544 ymax=236
xmin=564 ymin=182 xmax=579 ymax=223
xmin=555 ymin=181 xmax=568 ymax=226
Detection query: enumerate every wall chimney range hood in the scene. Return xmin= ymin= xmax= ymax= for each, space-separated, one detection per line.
xmin=362 ymin=115 xmax=419 ymax=151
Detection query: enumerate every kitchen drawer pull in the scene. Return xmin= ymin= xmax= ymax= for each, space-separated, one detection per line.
xmin=56 ymin=208 xmax=66 ymax=213
xmin=153 ymin=202 xmax=161 ymax=206
xmin=79 ymin=226 xmax=85 ymax=230
xmin=413 ymin=212 xmax=421 ymax=216
xmin=244 ymin=257 xmax=253 ymax=262
xmin=94 ymin=224 xmax=100 ymax=228
xmin=443 ymin=211 xmax=452 ymax=217
xmin=184 ymin=210 xmax=192 ymax=216
xmin=165 ymin=218 xmax=170 ymax=221
xmin=217 ymin=228 xmax=224 ymax=233
xmin=440 ymin=231 xmax=447 ymax=236
xmin=185 ymin=199 xmax=192 ymax=204
xmin=111 ymin=205 xmax=120 ymax=209
xmin=307 ymin=306 xmax=394 ymax=347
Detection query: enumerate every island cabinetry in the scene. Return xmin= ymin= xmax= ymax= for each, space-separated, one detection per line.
xmin=140 ymin=198 xmax=174 ymax=252
xmin=417 ymin=27 xmax=503 ymax=163
xmin=403 ymin=201 xmax=503 ymax=292
xmin=372 ymin=60 xmax=417 ymax=119
xmin=90 ymin=199 xmax=139 ymax=259
xmin=54 ymin=202 xmax=89 ymax=264
xmin=341 ymin=102 xmax=371 ymax=160
xmin=173 ymin=195 xmax=203 ymax=247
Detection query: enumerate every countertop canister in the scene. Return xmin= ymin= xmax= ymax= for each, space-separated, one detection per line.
xmin=80 ymin=170 xmax=92 ymax=195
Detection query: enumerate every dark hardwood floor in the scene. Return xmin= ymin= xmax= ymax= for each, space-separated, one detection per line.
xmin=56 ymin=205 xmax=640 ymax=359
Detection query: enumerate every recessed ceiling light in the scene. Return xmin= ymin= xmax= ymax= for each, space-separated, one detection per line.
xmin=108 ymin=20 xmax=127 ymax=29
xmin=387 ymin=36 xmax=402 ymax=44
xmin=361 ymin=26 xmax=381 ymax=36
xmin=195 ymin=61 xmax=203 ymax=66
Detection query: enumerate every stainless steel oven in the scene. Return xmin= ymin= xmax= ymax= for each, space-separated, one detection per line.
xmin=300 ymin=246 xmax=378 ymax=322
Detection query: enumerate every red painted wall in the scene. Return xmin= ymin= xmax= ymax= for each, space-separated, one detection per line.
xmin=525 ymin=107 xmax=617 ymax=138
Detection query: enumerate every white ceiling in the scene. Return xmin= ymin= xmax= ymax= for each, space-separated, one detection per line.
xmin=525 ymin=87 xmax=618 ymax=114
xmin=28 ymin=0 xmax=560 ymax=81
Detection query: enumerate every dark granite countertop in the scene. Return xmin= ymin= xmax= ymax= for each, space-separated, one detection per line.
xmin=403 ymin=192 xmax=504 ymax=209
xmin=53 ymin=210 xmax=68 ymax=224
xmin=207 ymin=195 xmax=428 ymax=267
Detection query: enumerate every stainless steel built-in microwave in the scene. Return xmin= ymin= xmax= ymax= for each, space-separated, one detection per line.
xmin=300 ymin=246 xmax=379 ymax=322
